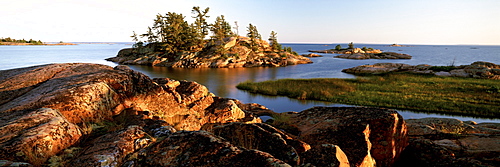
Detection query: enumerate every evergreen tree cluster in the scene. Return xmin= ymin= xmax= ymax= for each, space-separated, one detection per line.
xmin=0 ymin=37 xmax=43 ymax=45
xmin=131 ymin=6 xmax=288 ymax=56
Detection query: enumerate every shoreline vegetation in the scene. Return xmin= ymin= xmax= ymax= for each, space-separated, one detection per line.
xmin=0 ymin=37 xmax=76 ymax=45
xmin=236 ymin=73 xmax=500 ymax=118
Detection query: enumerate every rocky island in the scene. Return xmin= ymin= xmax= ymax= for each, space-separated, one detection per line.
xmin=106 ymin=36 xmax=312 ymax=68
xmin=309 ymin=42 xmax=411 ymax=60
xmin=105 ymin=7 xmax=311 ymax=68
xmin=1 ymin=63 xmax=499 ymax=166
xmin=342 ymin=61 xmax=500 ymax=79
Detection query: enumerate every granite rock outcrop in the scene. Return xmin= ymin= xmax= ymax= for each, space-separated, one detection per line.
xmin=342 ymin=61 xmax=500 ymax=79
xmin=397 ymin=118 xmax=500 ymax=167
xmin=5 ymin=63 xmax=494 ymax=167
xmin=106 ymin=36 xmax=312 ymax=68
xmin=0 ymin=63 xmax=261 ymax=166
xmin=278 ymin=107 xmax=409 ymax=167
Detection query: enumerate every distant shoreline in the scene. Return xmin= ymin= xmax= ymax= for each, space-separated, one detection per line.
xmin=0 ymin=42 xmax=77 ymax=46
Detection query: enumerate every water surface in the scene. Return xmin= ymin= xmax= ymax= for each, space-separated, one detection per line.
xmin=1 ymin=43 xmax=499 ymax=123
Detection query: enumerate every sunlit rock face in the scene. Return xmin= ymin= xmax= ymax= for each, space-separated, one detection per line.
xmin=0 ymin=108 xmax=82 ymax=165
xmin=0 ymin=63 xmax=261 ymax=166
xmin=106 ymin=36 xmax=313 ymax=68
xmin=284 ymin=107 xmax=408 ymax=167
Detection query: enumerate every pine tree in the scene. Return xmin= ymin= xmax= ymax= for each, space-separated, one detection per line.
xmin=348 ymin=42 xmax=354 ymax=49
xmin=247 ymin=24 xmax=261 ymax=52
xmin=192 ymin=6 xmax=210 ymax=40
xmin=210 ymin=15 xmax=232 ymax=40
xmin=335 ymin=44 xmax=342 ymax=50
xmin=268 ymin=31 xmax=281 ymax=51
xmin=210 ymin=15 xmax=232 ymax=55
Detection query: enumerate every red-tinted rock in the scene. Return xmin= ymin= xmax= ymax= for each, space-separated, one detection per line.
xmin=289 ymin=107 xmax=408 ymax=167
xmin=71 ymin=126 xmax=153 ymax=167
xmin=206 ymin=122 xmax=307 ymax=165
xmin=300 ymin=144 xmax=350 ymax=167
xmin=400 ymin=118 xmax=500 ymax=166
xmin=141 ymin=131 xmax=290 ymax=166
xmin=0 ymin=63 xmax=262 ymax=165
xmin=0 ymin=108 xmax=82 ymax=166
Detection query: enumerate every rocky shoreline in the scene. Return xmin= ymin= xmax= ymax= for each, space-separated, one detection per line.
xmin=342 ymin=61 xmax=500 ymax=79
xmin=1 ymin=63 xmax=498 ymax=166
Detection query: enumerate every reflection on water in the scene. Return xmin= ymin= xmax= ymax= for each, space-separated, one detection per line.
xmin=126 ymin=44 xmax=500 ymax=123
xmin=127 ymin=65 xmax=281 ymax=98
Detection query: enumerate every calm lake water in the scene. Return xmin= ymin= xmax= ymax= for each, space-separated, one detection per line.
xmin=1 ymin=43 xmax=499 ymax=123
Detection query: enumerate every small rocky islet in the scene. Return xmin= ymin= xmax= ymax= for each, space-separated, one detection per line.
xmin=1 ymin=63 xmax=499 ymax=166
xmin=309 ymin=46 xmax=412 ymax=60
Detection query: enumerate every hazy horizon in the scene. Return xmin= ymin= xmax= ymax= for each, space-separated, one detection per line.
xmin=1 ymin=0 xmax=499 ymax=45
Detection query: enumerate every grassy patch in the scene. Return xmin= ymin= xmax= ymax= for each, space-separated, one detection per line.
xmin=236 ymin=74 xmax=500 ymax=118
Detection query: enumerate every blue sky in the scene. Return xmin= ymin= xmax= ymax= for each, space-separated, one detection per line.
xmin=1 ymin=0 xmax=499 ymax=45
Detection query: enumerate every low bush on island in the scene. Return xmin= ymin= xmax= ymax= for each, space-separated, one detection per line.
xmin=237 ymin=74 xmax=500 ymax=118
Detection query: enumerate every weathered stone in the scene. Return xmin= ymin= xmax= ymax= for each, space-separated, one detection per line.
xmin=288 ymin=107 xmax=408 ymax=167
xmin=206 ymin=122 xmax=307 ymax=165
xmin=343 ymin=61 xmax=500 ymax=79
xmin=396 ymin=138 xmax=474 ymax=167
xmin=399 ymin=117 xmax=500 ymax=166
xmin=141 ymin=131 xmax=290 ymax=167
xmin=300 ymin=144 xmax=350 ymax=167
xmin=107 ymin=36 xmax=312 ymax=68
xmin=0 ymin=108 xmax=82 ymax=166
xmin=0 ymin=160 xmax=32 ymax=167
xmin=71 ymin=126 xmax=153 ymax=167
xmin=405 ymin=118 xmax=480 ymax=136
xmin=0 ymin=63 xmax=263 ymax=165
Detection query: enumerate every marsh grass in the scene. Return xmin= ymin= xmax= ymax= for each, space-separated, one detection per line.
xmin=236 ymin=74 xmax=500 ymax=118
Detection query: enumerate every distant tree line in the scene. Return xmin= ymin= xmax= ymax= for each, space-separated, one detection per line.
xmin=131 ymin=6 xmax=290 ymax=56
xmin=0 ymin=37 xmax=43 ymax=45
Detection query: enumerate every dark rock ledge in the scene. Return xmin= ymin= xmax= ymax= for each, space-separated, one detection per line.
xmin=1 ymin=63 xmax=498 ymax=167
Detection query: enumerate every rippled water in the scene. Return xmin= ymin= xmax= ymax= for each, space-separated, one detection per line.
xmin=1 ymin=43 xmax=499 ymax=123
